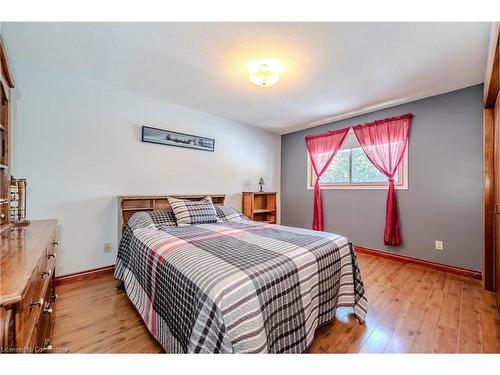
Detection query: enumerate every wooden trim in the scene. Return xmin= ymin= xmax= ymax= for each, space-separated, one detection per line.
xmin=0 ymin=34 xmax=13 ymax=231
xmin=117 ymin=194 xmax=226 ymax=200
xmin=0 ymin=223 xmax=12 ymax=235
xmin=484 ymin=23 xmax=500 ymax=107
xmin=0 ymin=34 xmax=14 ymax=89
xmin=354 ymin=246 xmax=482 ymax=280
xmin=483 ymin=23 xmax=500 ymax=294
xmin=242 ymin=191 xmax=278 ymax=194
xmin=53 ymin=249 xmax=482 ymax=287
xmin=484 ymin=108 xmax=496 ymax=291
xmin=54 ymin=265 xmax=115 ymax=286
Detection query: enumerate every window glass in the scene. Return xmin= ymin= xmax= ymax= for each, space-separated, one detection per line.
xmin=351 ymin=147 xmax=398 ymax=183
xmin=308 ymin=139 xmax=406 ymax=189
xmin=320 ymin=149 xmax=350 ymax=183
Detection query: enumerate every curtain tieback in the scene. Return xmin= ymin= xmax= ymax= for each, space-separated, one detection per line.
xmin=388 ymin=178 xmax=395 ymax=183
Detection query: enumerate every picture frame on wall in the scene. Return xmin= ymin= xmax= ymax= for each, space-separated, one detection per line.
xmin=141 ymin=125 xmax=215 ymax=152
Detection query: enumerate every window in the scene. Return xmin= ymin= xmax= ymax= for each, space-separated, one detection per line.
xmin=307 ymin=130 xmax=408 ymax=190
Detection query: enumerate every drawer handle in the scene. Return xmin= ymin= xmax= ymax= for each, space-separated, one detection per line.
xmin=47 ymin=253 xmax=56 ymax=259
xmin=42 ymin=339 xmax=52 ymax=353
xmin=53 ymin=241 xmax=60 ymax=246
xmin=44 ymin=304 xmax=53 ymax=315
xmin=29 ymin=298 xmax=44 ymax=309
xmin=41 ymin=269 xmax=52 ymax=278
xmin=51 ymin=294 xmax=58 ymax=302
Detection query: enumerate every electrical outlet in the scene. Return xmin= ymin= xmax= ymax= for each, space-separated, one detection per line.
xmin=435 ymin=240 xmax=444 ymax=251
xmin=104 ymin=243 xmax=112 ymax=253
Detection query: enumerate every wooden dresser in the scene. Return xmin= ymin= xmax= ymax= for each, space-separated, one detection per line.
xmin=242 ymin=192 xmax=278 ymax=224
xmin=0 ymin=220 xmax=58 ymax=353
xmin=1 ymin=34 xmax=15 ymax=229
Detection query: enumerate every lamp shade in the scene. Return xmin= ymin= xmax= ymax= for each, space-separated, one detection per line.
xmin=259 ymin=177 xmax=265 ymax=185
xmin=248 ymin=60 xmax=282 ymax=87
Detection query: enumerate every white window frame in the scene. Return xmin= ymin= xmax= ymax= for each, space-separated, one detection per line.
xmin=306 ymin=145 xmax=409 ymax=190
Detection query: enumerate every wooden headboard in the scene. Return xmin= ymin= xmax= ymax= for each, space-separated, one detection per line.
xmin=118 ymin=194 xmax=226 ymax=236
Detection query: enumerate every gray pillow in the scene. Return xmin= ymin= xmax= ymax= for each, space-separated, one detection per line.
xmin=215 ymin=205 xmax=250 ymax=223
xmin=167 ymin=196 xmax=219 ymax=226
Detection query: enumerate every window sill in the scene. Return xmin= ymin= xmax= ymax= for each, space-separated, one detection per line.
xmin=306 ymin=184 xmax=408 ymax=191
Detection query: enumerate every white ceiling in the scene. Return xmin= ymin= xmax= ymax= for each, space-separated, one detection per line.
xmin=2 ymin=22 xmax=491 ymax=134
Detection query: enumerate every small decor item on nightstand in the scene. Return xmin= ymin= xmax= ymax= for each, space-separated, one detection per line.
xmin=258 ymin=177 xmax=265 ymax=192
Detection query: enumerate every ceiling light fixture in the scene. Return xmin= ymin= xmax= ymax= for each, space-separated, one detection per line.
xmin=248 ymin=59 xmax=282 ymax=87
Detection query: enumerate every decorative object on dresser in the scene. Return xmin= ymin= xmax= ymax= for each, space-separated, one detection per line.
xmin=258 ymin=177 xmax=265 ymax=192
xmin=0 ymin=34 xmax=15 ymax=233
xmin=141 ymin=126 xmax=215 ymax=152
xmin=0 ymin=220 xmax=58 ymax=353
xmin=9 ymin=178 xmax=17 ymax=221
xmin=242 ymin=192 xmax=277 ymax=224
xmin=118 ymin=194 xmax=226 ymax=236
xmin=9 ymin=177 xmax=29 ymax=225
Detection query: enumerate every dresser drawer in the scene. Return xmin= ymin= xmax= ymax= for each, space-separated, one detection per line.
xmin=40 ymin=238 xmax=57 ymax=271
xmin=20 ymin=263 xmax=43 ymax=346
xmin=20 ymin=253 xmax=54 ymax=347
xmin=46 ymin=238 xmax=58 ymax=259
xmin=34 ymin=276 xmax=55 ymax=353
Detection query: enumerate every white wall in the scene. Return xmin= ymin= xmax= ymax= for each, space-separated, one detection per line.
xmin=10 ymin=59 xmax=281 ymax=276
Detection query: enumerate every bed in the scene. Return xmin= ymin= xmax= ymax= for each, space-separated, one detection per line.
xmin=114 ymin=195 xmax=368 ymax=353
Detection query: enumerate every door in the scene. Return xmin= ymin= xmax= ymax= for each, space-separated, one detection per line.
xmin=495 ymin=93 xmax=500 ymax=309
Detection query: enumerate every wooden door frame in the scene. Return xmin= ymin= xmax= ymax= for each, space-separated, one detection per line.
xmin=484 ymin=107 xmax=495 ymax=291
xmin=483 ymin=23 xmax=499 ymax=291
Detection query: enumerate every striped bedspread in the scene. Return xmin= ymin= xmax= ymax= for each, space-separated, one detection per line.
xmin=114 ymin=217 xmax=368 ymax=353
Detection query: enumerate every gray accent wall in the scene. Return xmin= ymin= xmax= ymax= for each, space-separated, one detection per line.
xmin=281 ymin=85 xmax=483 ymax=271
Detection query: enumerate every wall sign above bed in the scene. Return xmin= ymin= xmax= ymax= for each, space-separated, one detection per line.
xmin=141 ymin=125 xmax=215 ymax=152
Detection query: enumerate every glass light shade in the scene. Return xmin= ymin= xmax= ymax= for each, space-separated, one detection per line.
xmin=248 ymin=59 xmax=282 ymax=87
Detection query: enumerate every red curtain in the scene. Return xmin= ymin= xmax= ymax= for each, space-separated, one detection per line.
xmin=305 ymin=128 xmax=349 ymax=231
xmin=353 ymin=113 xmax=412 ymax=246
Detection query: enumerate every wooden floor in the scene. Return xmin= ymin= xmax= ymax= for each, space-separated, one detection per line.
xmin=52 ymin=253 xmax=500 ymax=353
